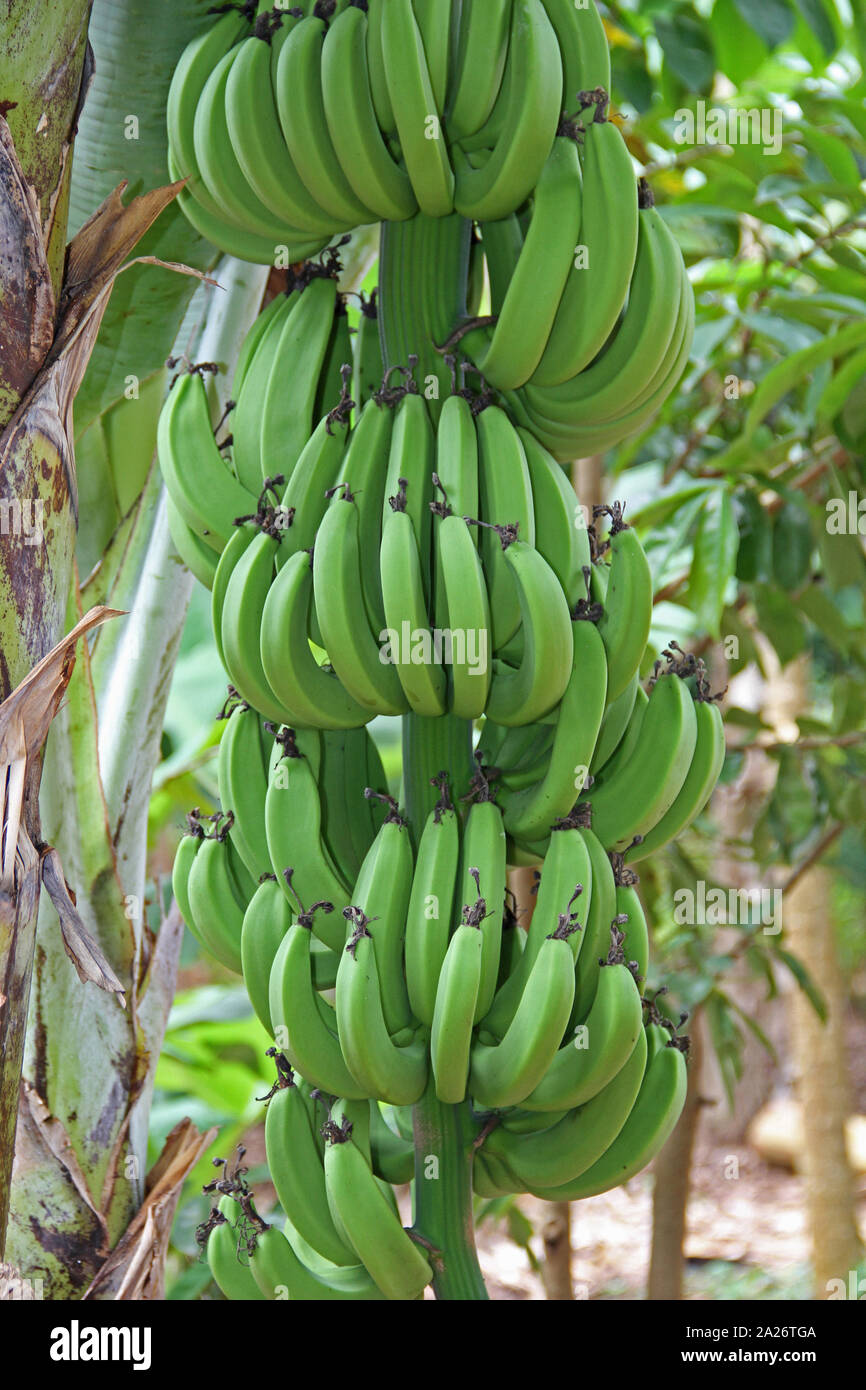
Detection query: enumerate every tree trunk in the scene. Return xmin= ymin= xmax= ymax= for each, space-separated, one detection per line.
xmin=786 ymin=864 xmax=863 ymax=1297
xmin=647 ymin=1015 xmax=705 ymax=1300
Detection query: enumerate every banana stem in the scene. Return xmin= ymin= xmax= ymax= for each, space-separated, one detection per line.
xmin=380 ymin=212 xmax=487 ymax=1298
xmin=401 ymin=712 xmax=475 ymax=837
xmin=412 ymin=1076 xmax=489 ymax=1301
xmin=378 ymin=212 xmax=472 ymax=413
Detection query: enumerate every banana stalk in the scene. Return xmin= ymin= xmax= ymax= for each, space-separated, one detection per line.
xmin=378 ymin=220 xmax=489 ymax=1296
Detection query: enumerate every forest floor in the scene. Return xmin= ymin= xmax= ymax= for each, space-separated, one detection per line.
xmin=475 ymin=1141 xmax=866 ymax=1300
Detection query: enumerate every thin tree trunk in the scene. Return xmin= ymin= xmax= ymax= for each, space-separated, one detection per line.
xmin=540 ymin=1203 xmax=573 ymax=1299
xmin=647 ymin=1015 xmax=704 ymax=1299
xmin=787 ymin=865 xmax=863 ymax=1296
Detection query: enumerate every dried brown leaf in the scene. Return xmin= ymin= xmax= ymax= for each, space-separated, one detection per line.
xmin=41 ymin=847 xmax=126 ymax=1004
xmin=83 ymin=1118 xmax=218 ymax=1301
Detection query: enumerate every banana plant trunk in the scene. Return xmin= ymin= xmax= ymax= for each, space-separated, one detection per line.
xmin=0 ymin=0 xmax=93 ymax=1259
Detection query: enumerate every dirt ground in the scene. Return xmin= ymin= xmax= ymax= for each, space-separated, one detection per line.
xmin=473 ymin=1141 xmax=866 ymax=1300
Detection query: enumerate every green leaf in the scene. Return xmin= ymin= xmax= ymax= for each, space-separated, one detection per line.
xmin=744 ymin=321 xmax=866 ymax=437
xmin=796 ymin=583 xmax=854 ymax=655
xmin=631 ymin=483 xmax=711 ymax=530
xmin=653 ymin=12 xmax=716 ymax=92
xmin=688 ymin=490 xmax=739 ymax=638
xmin=728 ymin=998 xmax=779 ymax=1061
xmin=793 ymin=0 xmax=838 ymax=54
xmin=732 ymin=0 xmax=795 ymax=48
xmin=710 ymin=0 xmax=769 ymax=83
xmin=776 ymin=948 xmax=828 ymax=1021
xmin=816 ymin=343 xmax=866 ymax=424
xmin=752 ymin=584 xmax=808 ymax=666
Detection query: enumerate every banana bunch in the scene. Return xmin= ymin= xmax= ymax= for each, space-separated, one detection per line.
xmin=503 ymin=173 xmax=695 ymax=462
xmin=447 ymin=107 xmax=693 ymax=461
xmin=255 ymin=767 xmax=690 ymax=1213
xmin=169 ymin=0 xmax=616 ymax=260
xmin=158 ymin=260 xmax=356 ymax=588
xmin=208 ymin=377 xmax=589 ymax=728
xmin=203 ymin=1105 xmax=422 ymax=1301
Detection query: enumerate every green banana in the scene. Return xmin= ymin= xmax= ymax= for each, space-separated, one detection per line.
xmin=166 ymin=495 xmax=219 ymax=590
xmin=185 ymin=829 xmax=247 ymax=974
xmin=447 ymin=0 xmax=512 ymax=144
xmin=335 ymin=909 xmax=428 ymax=1105
xmin=193 ymin=46 xmax=319 ymax=247
xmin=529 ymin=1036 xmax=687 ymax=1200
xmin=383 ymin=390 xmax=434 ymax=600
xmin=625 ymin=695 xmax=725 ymax=862
xmin=157 ymin=369 xmax=257 ymax=552
xmin=321 ymin=4 xmax=418 ymax=222
xmin=224 ymin=31 xmax=344 ymax=238
xmin=458 ymin=792 xmax=507 ymax=1022
xmin=519 ymin=428 xmax=590 ymax=605
xmin=380 ymin=502 xmax=447 ymax=716
xmin=430 ymin=912 xmax=483 ymax=1103
xmin=334 ymin=393 xmax=397 ymax=634
xmin=481 ymin=819 xmax=591 ymax=1038
xmin=475 ymin=405 xmax=535 ymax=650
xmin=382 ymin=0 xmax=455 ymax=217
xmin=171 ymin=817 xmax=204 ymax=933
xmin=570 ymin=822 xmax=617 ymax=1022
xmin=277 ymin=406 xmax=351 ymax=563
xmin=484 ymin=541 xmax=574 ymax=726
xmin=241 ymin=876 xmax=292 ymax=1035
xmin=404 ymin=776 xmax=460 ymax=1026
xmin=521 ymin=958 xmax=644 ymax=1113
xmin=502 ymin=617 xmax=607 ymax=845
xmin=578 ymin=673 xmax=698 ymax=851
xmin=264 ymin=728 xmax=351 ymax=945
xmin=250 ymin=1223 xmax=386 ymax=1301
xmin=217 ymin=699 xmax=271 ymax=881
xmin=531 ymin=101 xmax=639 ymax=387
xmin=323 ymin=1117 xmax=432 ymax=1300
xmin=345 ymin=799 xmax=416 ymax=1034
xmin=452 ymin=0 xmax=562 ymax=221
xmin=275 ymin=14 xmax=379 ymax=228
xmin=259 ymin=275 xmax=343 ymax=485
xmin=221 ymin=529 xmax=294 ymax=724
xmin=269 ymin=916 xmax=367 ymax=1098
xmin=522 ymin=199 xmax=687 ymax=425
xmin=594 ymin=510 xmax=653 ymax=703
xmin=260 ymin=550 xmax=372 ymax=730
xmin=369 ymin=1101 xmax=416 ymax=1186
xmin=231 ymin=290 xmax=298 ymax=493
xmin=265 ymin=1077 xmax=358 ymax=1267
xmin=469 ymin=915 xmax=578 ymax=1110
xmin=313 ymin=488 xmax=408 ymax=717
xmin=590 ymin=670 xmax=639 ymax=774
xmin=434 ymin=513 xmax=492 ymax=719
xmin=484 ymin=1025 xmax=647 ymax=1189
xmin=541 ymin=0 xmax=611 ymax=113
xmin=459 ymin=136 xmax=581 ymax=389
xmin=207 ymin=1196 xmax=267 ymax=1301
